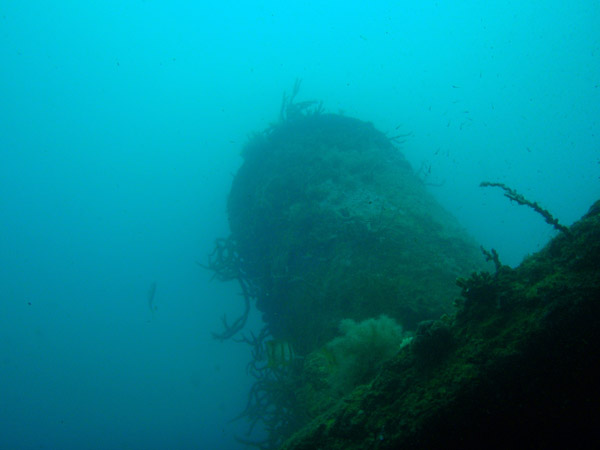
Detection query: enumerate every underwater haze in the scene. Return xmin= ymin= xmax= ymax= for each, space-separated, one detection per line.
xmin=1 ymin=1 xmax=598 ymax=449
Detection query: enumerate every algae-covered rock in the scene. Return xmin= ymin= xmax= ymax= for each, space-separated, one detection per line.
xmin=280 ymin=200 xmax=600 ymax=450
xmin=228 ymin=112 xmax=485 ymax=354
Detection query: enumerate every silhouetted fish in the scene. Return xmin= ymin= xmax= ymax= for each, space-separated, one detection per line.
xmin=148 ymin=282 xmax=157 ymax=317
xmin=265 ymin=340 xmax=295 ymax=368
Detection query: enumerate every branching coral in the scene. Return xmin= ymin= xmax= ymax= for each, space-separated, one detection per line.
xmin=232 ymin=326 xmax=304 ymax=449
xmin=201 ymin=237 xmax=257 ymax=340
xmin=480 ymin=181 xmax=571 ymax=236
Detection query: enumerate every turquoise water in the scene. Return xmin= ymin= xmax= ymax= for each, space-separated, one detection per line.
xmin=1 ymin=1 xmax=598 ymax=449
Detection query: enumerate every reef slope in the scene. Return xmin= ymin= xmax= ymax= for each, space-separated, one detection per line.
xmin=281 ymin=200 xmax=600 ymax=449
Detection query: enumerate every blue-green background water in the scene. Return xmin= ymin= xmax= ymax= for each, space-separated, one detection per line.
xmin=0 ymin=1 xmax=598 ymax=449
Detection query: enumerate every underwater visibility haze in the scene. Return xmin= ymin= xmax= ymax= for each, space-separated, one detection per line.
xmin=1 ymin=1 xmax=598 ymax=449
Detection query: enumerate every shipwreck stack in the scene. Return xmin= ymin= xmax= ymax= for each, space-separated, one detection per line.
xmin=227 ymin=107 xmax=485 ymax=354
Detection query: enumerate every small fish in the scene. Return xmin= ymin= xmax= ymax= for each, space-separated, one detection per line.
xmin=265 ymin=340 xmax=295 ymax=368
xmin=148 ymin=282 xmax=157 ymax=317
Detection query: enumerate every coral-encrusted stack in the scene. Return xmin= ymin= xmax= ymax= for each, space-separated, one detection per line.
xmin=228 ymin=112 xmax=486 ymax=354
